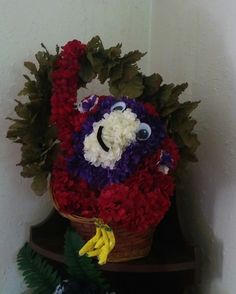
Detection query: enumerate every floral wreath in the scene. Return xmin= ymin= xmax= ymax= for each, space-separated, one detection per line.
xmin=7 ymin=36 xmax=200 ymax=264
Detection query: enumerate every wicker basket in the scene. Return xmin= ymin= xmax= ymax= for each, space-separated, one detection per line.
xmin=51 ymin=190 xmax=154 ymax=262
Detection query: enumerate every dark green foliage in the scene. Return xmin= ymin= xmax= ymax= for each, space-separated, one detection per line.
xmin=17 ymin=230 xmax=108 ymax=293
xmin=6 ymin=44 xmax=59 ymax=196
xmin=79 ymin=36 xmax=146 ymax=98
xmin=147 ymin=82 xmax=200 ymax=181
xmin=156 ymin=83 xmax=199 ymax=161
xmin=17 ymin=243 xmax=61 ymax=294
xmin=7 ymin=36 xmax=200 ymax=196
xmin=64 ymin=229 xmax=108 ymax=290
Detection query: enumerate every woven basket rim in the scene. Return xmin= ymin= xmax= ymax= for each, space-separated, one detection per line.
xmin=50 ymin=185 xmax=154 ymax=262
xmin=49 ymin=188 xmax=96 ymax=224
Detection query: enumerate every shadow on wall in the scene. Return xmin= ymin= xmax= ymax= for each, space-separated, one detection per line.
xmin=176 ymin=4 xmax=236 ymax=294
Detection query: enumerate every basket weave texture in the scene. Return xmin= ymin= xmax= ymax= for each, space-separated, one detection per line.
xmin=51 ymin=190 xmax=154 ymax=262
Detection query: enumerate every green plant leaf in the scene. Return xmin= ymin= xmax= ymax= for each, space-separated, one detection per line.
xmin=111 ymin=74 xmax=144 ymax=98
xmin=24 ymin=62 xmax=38 ymax=75
xmin=79 ymin=59 xmax=96 ymax=83
xmin=123 ymin=50 xmax=146 ymax=63
xmin=31 ymin=172 xmax=48 ymax=196
xmin=21 ymin=164 xmax=40 ymax=178
xmin=143 ymin=73 xmax=163 ymax=96
xmin=122 ymin=64 xmax=139 ymax=82
xmin=110 ymin=63 xmax=124 ymax=82
xmin=105 ymin=44 xmax=122 ymax=59
xmin=35 ymin=51 xmax=47 ymax=66
xmin=161 ymin=102 xmax=180 ymax=117
xmin=178 ymin=101 xmax=200 ymax=116
xmin=156 ymin=83 xmax=175 ymax=108
xmin=171 ymin=82 xmax=188 ymax=98
xmin=17 ymin=243 xmax=60 ymax=294
xmin=64 ymin=229 xmax=108 ymax=290
xmin=87 ymin=35 xmax=104 ymax=52
xmin=14 ymin=100 xmax=32 ymax=119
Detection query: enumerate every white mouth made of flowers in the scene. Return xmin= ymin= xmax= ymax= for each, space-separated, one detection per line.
xmin=83 ymin=108 xmax=140 ymax=169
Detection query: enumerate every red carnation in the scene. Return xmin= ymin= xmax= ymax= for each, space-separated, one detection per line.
xmin=143 ymin=103 xmax=158 ymax=116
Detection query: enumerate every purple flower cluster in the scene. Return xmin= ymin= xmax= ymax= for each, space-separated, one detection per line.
xmin=67 ymin=96 xmax=167 ymax=189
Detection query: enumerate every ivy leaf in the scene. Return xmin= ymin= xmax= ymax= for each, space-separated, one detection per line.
xmin=160 ymin=83 xmax=189 ymax=114
xmin=87 ymin=35 xmax=104 ymax=52
xmin=97 ymin=59 xmax=118 ymax=84
xmin=24 ymin=62 xmax=38 ymax=76
xmin=18 ymin=88 xmax=30 ymax=97
xmin=123 ymin=50 xmax=146 ymax=63
xmin=79 ymin=59 xmax=96 ymax=83
xmin=14 ymin=100 xmax=31 ymax=119
xmin=121 ymin=75 xmax=144 ymax=98
xmin=6 ymin=120 xmax=28 ymax=140
xmin=110 ymin=74 xmax=144 ymax=98
xmin=35 ymin=51 xmax=47 ymax=66
xmin=178 ymin=101 xmax=200 ymax=116
xmin=31 ymin=172 xmax=48 ymax=196
xmin=21 ymin=164 xmax=40 ymax=178
xmin=105 ymin=44 xmax=122 ymax=59
xmin=97 ymin=68 xmax=109 ymax=84
xmin=143 ymin=73 xmax=163 ymax=96
xmin=18 ymin=145 xmax=40 ymax=166
xmin=109 ymin=63 xmax=125 ymax=83
xmin=87 ymin=52 xmax=105 ymax=73
xmin=161 ymin=102 xmax=180 ymax=117
xmin=122 ymin=64 xmax=139 ymax=82
xmin=18 ymin=81 xmax=38 ymax=98
xmin=171 ymin=82 xmax=188 ymax=98
xmin=179 ymin=132 xmax=200 ymax=149
xmin=173 ymin=117 xmax=197 ymax=134
xmin=156 ymin=83 xmax=175 ymax=108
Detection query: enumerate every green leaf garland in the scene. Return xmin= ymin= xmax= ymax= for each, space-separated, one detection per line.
xmin=7 ymin=36 xmax=200 ymax=195
xmin=6 ymin=44 xmax=59 ymax=195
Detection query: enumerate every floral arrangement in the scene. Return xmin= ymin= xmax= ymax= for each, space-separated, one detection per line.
xmin=7 ymin=36 xmax=199 ymax=263
xmin=51 ymin=94 xmax=179 ymax=233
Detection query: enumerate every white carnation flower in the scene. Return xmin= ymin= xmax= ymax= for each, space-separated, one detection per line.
xmin=83 ymin=108 xmax=140 ymax=169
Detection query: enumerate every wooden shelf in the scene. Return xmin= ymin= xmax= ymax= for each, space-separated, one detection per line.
xmin=29 ymin=203 xmax=196 ymax=274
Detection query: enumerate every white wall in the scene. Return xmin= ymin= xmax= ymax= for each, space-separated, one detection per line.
xmin=0 ymin=1 xmax=151 ymax=293
xmin=149 ymin=1 xmax=236 ymax=293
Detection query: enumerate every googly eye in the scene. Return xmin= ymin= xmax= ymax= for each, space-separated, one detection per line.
xmin=137 ymin=123 xmax=152 ymax=141
xmin=110 ymin=101 xmax=126 ymax=112
xmin=77 ymin=95 xmax=98 ymax=113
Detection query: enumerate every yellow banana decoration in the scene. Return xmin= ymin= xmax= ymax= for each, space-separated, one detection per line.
xmin=86 ymin=248 xmax=102 ymax=257
xmin=78 ymin=219 xmax=116 ymax=265
xmin=98 ymin=227 xmax=110 ymax=265
xmin=94 ymin=236 xmax=105 ymax=249
xmin=105 ymin=225 xmax=116 ymax=251
xmin=79 ymin=225 xmax=102 ymax=256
